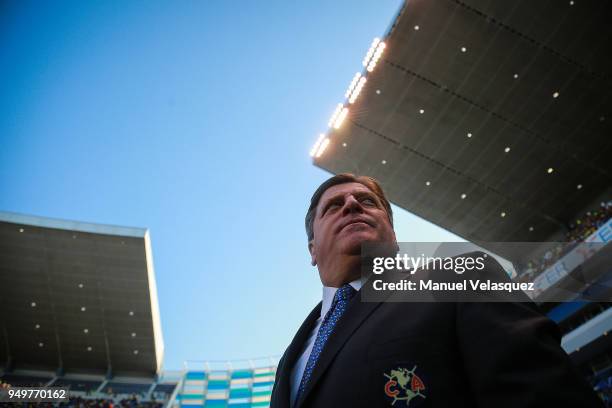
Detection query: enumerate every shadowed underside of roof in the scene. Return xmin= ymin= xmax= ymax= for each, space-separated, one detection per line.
xmin=314 ymin=0 xmax=612 ymax=262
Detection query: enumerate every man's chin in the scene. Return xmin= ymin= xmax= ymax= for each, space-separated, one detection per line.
xmin=339 ymin=235 xmax=389 ymax=256
xmin=340 ymin=237 xmax=397 ymax=256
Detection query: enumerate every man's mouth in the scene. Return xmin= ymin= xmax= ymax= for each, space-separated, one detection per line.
xmin=340 ymin=219 xmax=374 ymax=232
xmin=345 ymin=221 xmax=369 ymax=228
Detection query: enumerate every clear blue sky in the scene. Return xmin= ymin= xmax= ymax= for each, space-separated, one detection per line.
xmin=0 ymin=0 xmax=464 ymax=370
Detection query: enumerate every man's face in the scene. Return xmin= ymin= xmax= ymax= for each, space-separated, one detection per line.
xmin=308 ymin=182 xmax=397 ymax=268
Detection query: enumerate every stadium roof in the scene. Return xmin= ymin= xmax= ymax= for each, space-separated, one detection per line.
xmin=0 ymin=212 xmax=164 ymax=377
xmin=312 ymin=0 xmax=612 ymax=262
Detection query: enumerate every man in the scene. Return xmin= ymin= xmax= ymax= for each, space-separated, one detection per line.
xmin=270 ymin=173 xmax=603 ymax=408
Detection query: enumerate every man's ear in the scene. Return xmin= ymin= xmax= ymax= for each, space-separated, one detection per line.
xmin=308 ymin=240 xmax=317 ymax=266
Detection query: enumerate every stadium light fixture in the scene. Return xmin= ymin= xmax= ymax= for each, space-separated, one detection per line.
xmin=345 ymin=73 xmax=362 ymax=98
xmin=31 ymin=302 xmax=36 ymax=307
xmin=504 ymin=147 xmax=511 ymax=153
xmin=129 ymin=311 xmax=134 ymax=316
xmin=363 ymin=38 xmax=381 ymax=67
xmin=38 ymin=342 xmax=44 ymax=347
xmin=309 ymin=134 xmax=326 ymax=157
xmin=553 ymin=92 xmax=559 ymax=98
xmin=414 ymin=25 xmax=419 ymax=30
xmin=513 ymin=73 xmax=519 ymax=79
xmin=461 ymin=46 xmax=467 ymax=53
xmin=467 ymin=132 xmax=472 ymax=138
xmin=35 ymin=324 xmax=40 ymax=329
xmin=425 ymin=181 xmax=431 ymax=186
xmin=19 ymin=228 xmax=24 ymax=233
xmin=348 ymin=76 xmax=367 ymax=104
xmin=366 ymin=42 xmax=386 ymax=72
xmin=333 ymin=107 xmax=349 ymax=129
xmin=81 ymin=306 xmax=86 ymax=312
xmin=78 ymin=283 xmax=84 ymax=288
xmin=363 ymin=38 xmax=386 ymax=72
xmin=328 ymin=103 xmax=344 ymax=128
xmin=83 ymin=329 xmax=89 ymax=334
xmin=131 ymin=332 xmax=137 ymax=337
xmin=87 ymin=346 xmax=92 ymax=351
xmin=577 ymin=184 xmax=582 ymax=189
xmin=381 ymin=160 xmax=387 ymax=165
xmin=547 ymin=167 xmax=554 ymax=174
xmin=529 ymin=226 xmax=534 ymax=231
xmin=419 ymin=109 xmax=425 ymax=114
xmin=461 ymin=193 xmax=467 ymax=199
xmin=315 ymin=138 xmax=330 ymax=158
xmin=500 ymin=212 xmax=506 ymax=217
xmin=342 ymin=142 xmax=347 ymax=147
xmin=134 ymin=350 xmax=139 ymax=355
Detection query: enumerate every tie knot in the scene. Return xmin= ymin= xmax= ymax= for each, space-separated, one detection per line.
xmin=335 ymin=283 xmax=356 ymax=302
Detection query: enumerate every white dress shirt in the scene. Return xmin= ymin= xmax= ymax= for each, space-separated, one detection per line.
xmin=289 ymin=279 xmax=362 ymax=406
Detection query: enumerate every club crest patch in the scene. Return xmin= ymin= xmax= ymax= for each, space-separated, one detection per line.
xmin=383 ymin=366 xmax=426 ymax=406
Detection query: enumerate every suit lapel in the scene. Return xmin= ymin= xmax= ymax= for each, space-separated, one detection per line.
xmin=295 ymin=294 xmax=383 ymax=408
xmin=272 ymin=302 xmax=322 ymax=407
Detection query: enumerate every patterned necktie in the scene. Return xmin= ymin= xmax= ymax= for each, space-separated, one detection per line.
xmin=295 ymin=283 xmax=357 ymax=404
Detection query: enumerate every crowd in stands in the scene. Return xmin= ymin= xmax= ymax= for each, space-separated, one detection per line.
xmin=0 ymin=397 xmax=163 ymax=408
xmin=517 ymin=200 xmax=612 ymax=281
xmin=518 ymin=243 xmax=565 ymax=282
xmin=567 ymin=201 xmax=612 ymax=245
xmin=59 ymin=396 xmax=163 ymax=408
xmin=0 ymin=380 xmax=165 ymax=408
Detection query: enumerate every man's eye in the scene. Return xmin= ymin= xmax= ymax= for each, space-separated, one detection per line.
xmin=322 ymin=203 xmax=340 ymax=215
xmin=361 ymin=198 xmax=376 ymax=206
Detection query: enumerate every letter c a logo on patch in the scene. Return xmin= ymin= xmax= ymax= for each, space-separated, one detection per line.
xmin=383 ymin=366 xmax=426 ymax=406
xmin=384 ymin=379 xmax=399 ymax=397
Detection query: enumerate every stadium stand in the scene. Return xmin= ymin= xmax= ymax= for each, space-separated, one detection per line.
xmin=52 ymin=379 xmax=103 ymax=393
xmin=519 ymin=201 xmax=612 ymax=279
xmin=170 ymin=360 xmax=277 ymax=408
xmin=0 ymin=212 xmax=176 ymax=407
xmin=102 ymin=382 xmax=152 ymax=396
xmin=0 ymin=372 xmax=177 ymax=407
xmin=0 ymin=212 xmax=278 ymax=407
xmin=568 ymin=202 xmax=612 ymax=244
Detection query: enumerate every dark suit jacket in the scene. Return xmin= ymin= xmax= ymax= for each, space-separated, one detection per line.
xmin=271 ymin=252 xmax=603 ymax=408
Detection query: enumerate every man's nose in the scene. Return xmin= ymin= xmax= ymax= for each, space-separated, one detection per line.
xmin=342 ymin=195 xmax=363 ymax=215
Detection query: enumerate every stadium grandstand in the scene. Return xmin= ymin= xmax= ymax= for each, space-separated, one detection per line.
xmin=0 ymin=212 xmax=175 ymax=406
xmin=310 ymin=0 xmax=612 ymax=405
xmin=0 ymin=212 xmax=279 ymax=407
xmin=171 ymin=359 xmax=277 ymax=408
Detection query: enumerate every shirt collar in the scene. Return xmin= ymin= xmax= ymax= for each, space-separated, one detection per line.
xmin=320 ymin=279 xmax=362 ymax=319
